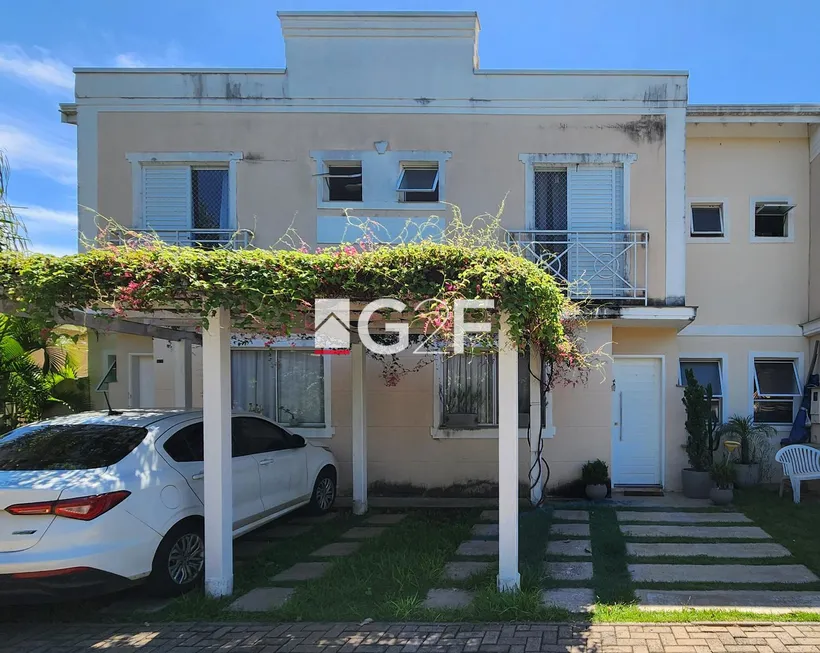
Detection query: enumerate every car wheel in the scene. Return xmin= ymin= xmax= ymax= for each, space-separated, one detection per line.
xmin=309 ymin=468 xmax=336 ymax=514
xmin=147 ymin=520 xmax=205 ymax=596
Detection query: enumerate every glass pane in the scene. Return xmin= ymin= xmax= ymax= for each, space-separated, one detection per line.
xmin=755 ymin=213 xmax=787 ymax=238
xmin=277 ymin=351 xmax=325 ymax=426
xmin=443 ymin=354 xmax=495 ymax=425
xmin=164 ymin=424 xmax=204 ymax=462
xmin=711 ymin=398 xmax=722 ymax=423
xmin=755 ymin=360 xmax=799 ymax=396
xmin=518 ymin=352 xmax=532 ymax=419
xmin=231 ymin=350 xmax=276 ymax=418
xmin=327 ymin=165 xmax=362 ymax=202
xmin=754 ymin=399 xmax=794 ymax=424
xmin=756 ymin=203 xmax=793 ymax=218
xmin=398 ymin=167 xmax=437 ymax=191
xmin=0 ymin=424 xmax=148 ymax=470
xmin=691 ymin=206 xmax=722 ymax=235
xmin=680 ymin=360 xmax=722 ymax=395
xmin=192 ymin=169 xmax=228 ymax=230
xmin=233 ymin=417 xmax=289 ymax=455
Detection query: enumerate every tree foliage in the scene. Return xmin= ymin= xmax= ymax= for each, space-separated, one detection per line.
xmin=0 ymin=152 xmax=28 ymax=253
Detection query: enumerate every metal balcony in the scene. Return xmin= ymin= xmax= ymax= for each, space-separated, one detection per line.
xmin=507 ymin=230 xmax=649 ymax=303
xmin=107 ymin=228 xmax=253 ymax=250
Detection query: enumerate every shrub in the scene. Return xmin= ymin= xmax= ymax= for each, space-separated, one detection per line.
xmin=710 ymin=458 xmax=735 ymax=490
xmin=682 ymin=368 xmax=720 ymax=472
xmin=581 ymin=459 xmax=608 ymax=485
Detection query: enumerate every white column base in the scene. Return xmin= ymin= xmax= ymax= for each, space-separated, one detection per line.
xmin=497 ymin=572 xmax=521 ymax=593
xmin=205 ymin=576 xmax=233 ymax=598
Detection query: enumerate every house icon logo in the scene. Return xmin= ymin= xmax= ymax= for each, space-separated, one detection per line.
xmin=314 ymin=298 xmax=352 ymax=355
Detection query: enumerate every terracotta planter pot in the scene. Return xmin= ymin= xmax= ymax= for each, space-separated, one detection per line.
xmin=585 ymin=484 xmax=608 ymax=500
xmin=734 ymin=463 xmax=760 ymax=488
xmin=681 ymin=469 xmax=712 ymax=499
xmin=710 ymin=486 xmax=734 ymax=506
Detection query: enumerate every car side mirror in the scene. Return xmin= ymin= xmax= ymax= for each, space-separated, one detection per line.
xmin=292 ymin=434 xmax=307 ymax=448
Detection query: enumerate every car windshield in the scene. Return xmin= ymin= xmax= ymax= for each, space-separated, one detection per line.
xmin=0 ymin=423 xmax=148 ymax=471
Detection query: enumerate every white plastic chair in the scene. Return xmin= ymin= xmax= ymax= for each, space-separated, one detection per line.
xmin=775 ymin=444 xmax=820 ymax=504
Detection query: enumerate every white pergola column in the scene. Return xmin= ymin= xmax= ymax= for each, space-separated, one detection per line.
xmin=528 ymin=344 xmax=543 ymax=506
xmin=172 ymin=339 xmax=193 ymax=409
xmin=351 ymin=342 xmax=368 ymax=515
xmin=202 ymin=307 xmax=233 ymax=597
xmin=498 ymin=312 xmax=520 ymax=592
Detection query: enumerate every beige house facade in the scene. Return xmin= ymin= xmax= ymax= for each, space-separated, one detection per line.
xmin=61 ymin=11 xmax=820 ymax=495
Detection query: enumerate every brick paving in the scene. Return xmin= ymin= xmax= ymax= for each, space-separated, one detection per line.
xmin=5 ymin=621 xmax=820 ymax=653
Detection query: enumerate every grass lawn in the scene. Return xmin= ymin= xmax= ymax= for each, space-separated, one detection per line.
xmin=4 ymin=491 xmax=820 ymax=624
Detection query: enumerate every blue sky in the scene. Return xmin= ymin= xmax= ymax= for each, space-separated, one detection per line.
xmin=2 ymin=0 xmax=818 ymax=255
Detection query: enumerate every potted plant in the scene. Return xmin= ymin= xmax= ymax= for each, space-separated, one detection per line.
xmin=581 ymin=459 xmax=609 ymax=500
xmin=716 ymin=415 xmax=775 ymax=487
xmin=709 ymin=458 xmax=735 ymax=505
xmin=443 ymin=384 xmax=483 ymax=428
xmin=681 ymin=369 xmax=721 ymax=498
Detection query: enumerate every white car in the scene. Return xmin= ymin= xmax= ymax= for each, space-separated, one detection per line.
xmin=0 ymin=410 xmax=337 ymax=602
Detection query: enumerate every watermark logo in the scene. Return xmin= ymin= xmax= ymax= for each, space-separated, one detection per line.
xmin=313 ymin=298 xmax=494 ymax=355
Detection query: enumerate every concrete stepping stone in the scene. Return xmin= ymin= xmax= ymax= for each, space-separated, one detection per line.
xmin=291 ymin=513 xmax=338 ymax=525
xmin=456 ymin=540 xmax=498 ymax=556
xmin=365 ymin=513 xmax=407 ymax=525
xmin=547 ymin=561 xmax=594 ymax=581
xmin=441 ymin=561 xmax=492 ymax=581
xmin=227 ymin=587 xmax=294 ymax=612
xmin=547 ymin=539 xmax=592 ymax=557
xmin=271 ymin=562 xmax=330 ymax=582
xmin=635 ymin=589 xmax=820 ymax=614
xmin=471 ymin=523 xmax=499 ymax=538
xmin=310 ymin=541 xmax=362 ymax=557
xmin=550 ymin=523 xmax=590 ymax=537
xmin=620 ymin=524 xmax=771 ymax=539
xmin=423 ymin=588 xmax=474 ymax=609
xmin=552 ymin=510 xmax=590 ymax=522
xmin=626 ymin=542 xmax=792 ymax=558
xmin=479 ymin=510 xmax=498 ymax=521
xmin=341 ymin=526 xmax=386 ymax=539
xmin=246 ymin=524 xmax=312 ymax=540
xmin=541 ymin=588 xmax=596 ymax=613
xmin=233 ymin=541 xmax=273 ymax=559
xmin=628 ymin=563 xmax=818 ymax=584
xmin=617 ymin=511 xmax=751 ymax=523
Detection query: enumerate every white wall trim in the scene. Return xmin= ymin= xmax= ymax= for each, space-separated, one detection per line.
xmin=749 ymin=195 xmax=796 ymax=244
xmin=430 ymin=427 xmax=531 ymax=440
xmin=310 ymin=149 xmax=451 ymax=211
xmin=677 ymin=353 xmax=729 ymax=422
xmin=127 ymin=152 xmax=243 ymax=230
xmin=679 ymin=324 xmax=804 ymax=337
xmin=802 ymin=318 xmax=820 ymax=338
xmin=686 ymin=196 xmax=730 ymax=244
xmin=317 ymin=216 xmax=445 ymax=244
xmin=665 ymin=108 xmax=687 ymax=303
xmin=810 ymin=125 xmax=820 ymax=163
xmin=77 ymin=108 xmax=99 ymax=251
xmin=747 ymin=350 xmax=805 ymax=427
xmin=612 ymin=354 xmax=666 ymax=488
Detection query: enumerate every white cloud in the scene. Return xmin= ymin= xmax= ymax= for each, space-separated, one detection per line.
xmin=0 ymin=121 xmax=76 ymax=185
xmin=113 ymin=53 xmax=147 ymax=68
xmin=15 ymin=204 xmax=76 ymax=227
xmin=0 ymin=44 xmax=73 ymax=92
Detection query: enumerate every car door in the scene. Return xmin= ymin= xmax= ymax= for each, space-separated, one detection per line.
xmin=160 ymin=420 xmax=264 ymax=531
xmin=232 ymin=416 xmax=309 ymax=511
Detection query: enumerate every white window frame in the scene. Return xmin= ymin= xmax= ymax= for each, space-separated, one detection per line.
xmin=230 ymin=336 xmax=334 ymax=439
xmin=749 ymin=195 xmax=795 ymax=244
xmin=311 ymin=150 xmax=450 ymax=210
xmin=319 ymin=160 xmax=364 ymax=204
xmin=431 ymin=352 xmax=548 ymax=440
xmin=126 ymin=152 xmax=242 ymax=230
xmin=678 ymin=355 xmax=727 ymax=423
xmin=748 ymin=351 xmax=804 ymax=427
xmin=397 ymin=162 xmax=440 ymax=203
xmin=687 ymin=197 xmax=729 ymax=243
xmin=519 ymin=153 xmax=636 ymax=230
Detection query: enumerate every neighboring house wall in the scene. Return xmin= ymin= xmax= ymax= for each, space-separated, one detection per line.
xmin=810 ymin=130 xmax=820 ymax=322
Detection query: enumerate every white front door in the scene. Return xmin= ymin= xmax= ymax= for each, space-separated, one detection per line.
xmin=130 ymin=354 xmax=155 ymax=408
xmin=612 ymin=357 xmax=663 ymax=486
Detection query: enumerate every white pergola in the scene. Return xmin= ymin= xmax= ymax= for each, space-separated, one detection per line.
xmin=31 ymin=303 xmax=540 ymax=597
xmin=196 ymin=307 xmax=535 ymax=596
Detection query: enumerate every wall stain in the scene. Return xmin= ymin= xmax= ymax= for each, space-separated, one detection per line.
xmin=414 ymin=97 xmax=433 ymax=105
xmin=609 ymin=115 xmax=666 ymax=144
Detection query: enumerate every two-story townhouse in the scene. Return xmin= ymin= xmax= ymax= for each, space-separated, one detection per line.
xmin=58 ymin=11 xmax=820 ymax=496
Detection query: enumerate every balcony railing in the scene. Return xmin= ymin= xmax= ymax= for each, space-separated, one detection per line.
xmin=107 ymin=228 xmax=253 ymax=250
xmin=507 ymin=230 xmax=649 ymax=303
